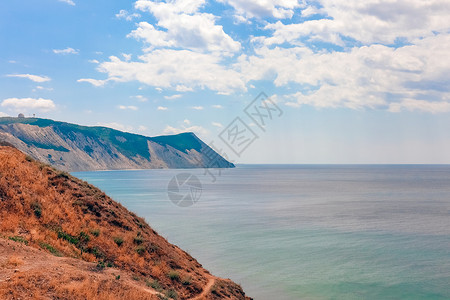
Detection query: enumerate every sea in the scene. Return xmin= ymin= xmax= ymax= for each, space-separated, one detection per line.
xmin=73 ymin=165 xmax=450 ymax=300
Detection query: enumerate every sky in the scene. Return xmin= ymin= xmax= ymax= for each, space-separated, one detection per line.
xmin=1 ymin=0 xmax=450 ymax=164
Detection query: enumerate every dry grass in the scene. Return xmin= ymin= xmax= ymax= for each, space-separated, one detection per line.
xmin=0 ymin=146 xmax=250 ymax=300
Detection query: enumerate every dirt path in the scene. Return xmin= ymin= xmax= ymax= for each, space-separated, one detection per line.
xmin=190 ymin=276 xmax=216 ymax=300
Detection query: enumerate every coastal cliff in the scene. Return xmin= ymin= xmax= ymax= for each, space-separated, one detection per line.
xmin=0 ymin=146 xmax=249 ymax=299
xmin=0 ymin=117 xmax=234 ymax=172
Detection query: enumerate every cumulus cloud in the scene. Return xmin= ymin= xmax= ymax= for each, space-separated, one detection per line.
xmin=163 ymin=124 xmax=208 ymax=137
xmin=116 ymin=9 xmax=141 ymax=21
xmin=218 ymin=0 xmax=302 ymax=20
xmin=77 ymin=78 xmax=109 ymax=87
xmin=97 ymin=51 xmax=246 ymax=94
xmin=157 ymin=106 xmax=168 ymax=110
xmin=164 ymin=94 xmax=182 ymax=100
xmin=132 ymin=0 xmax=240 ymax=54
xmin=263 ymin=0 xmax=450 ymax=46
xmin=239 ymin=33 xmax=450 ymax=112
xmin=1 ymin=97 xmax=56 ymax=112
xmin=7 ymin=74 xmax=51 ymax=83
xmin=82 ymin=0 xmax=450 ymax=113
xmin=134 ymin=95 xmax=148 ymax=102
xmin=212 ymin=104 xmax=223 ymax=109
xmin=53 ymin=47 xmax=79 ymax=55
xmin=212 ymin=122 xmax=223 ymax=128
xmin=118 ymin=105 xmax=138 ymax=110
xmin=191 ymin=106 xmax=204 ymax=110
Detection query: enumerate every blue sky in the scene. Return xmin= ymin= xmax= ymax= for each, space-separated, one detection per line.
xmin=1 ymin=0 xmax=450 ymax=163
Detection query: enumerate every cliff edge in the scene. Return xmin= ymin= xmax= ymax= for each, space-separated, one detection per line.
xmin=0 ymin=146 xmax=250 ymax=300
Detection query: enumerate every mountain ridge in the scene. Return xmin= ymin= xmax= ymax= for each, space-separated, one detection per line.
xmin=0 ymin=117 xmax=233 ymax=172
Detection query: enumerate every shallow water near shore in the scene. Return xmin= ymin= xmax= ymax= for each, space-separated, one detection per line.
xmin=74 ymin=165 xmax=450 ymax=300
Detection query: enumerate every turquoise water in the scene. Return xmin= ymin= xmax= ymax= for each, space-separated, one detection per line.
xmin=74 ymin=165 xmax=450 ymax=299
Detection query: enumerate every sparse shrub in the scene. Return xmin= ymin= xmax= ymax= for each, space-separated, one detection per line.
xmin=147 ymin=243 xmax=159 ymax=253
xmin=90 ymin=229 xmax=100 ymax=237
xmin=113 ymin=236 xmax=124 ymax=247
xmin=167 ymin=270 xmax=180 ymax=281
xmin=56 ymin=171 xmax=70 ymax=179
xmin=31 ymin=201 xmax=42 ymax=218
xmin=133 ymin=232 xmax=143 ymax=245
xmin=78 ymin=231 xmax=90 ymax=247
xmin=146 ymin=279 xmax=162 ymax=291
xmin=165 ymin=289 xmax=178 ymax=299
xmin=39 ymin=242 xmax=62 ymax=257
xmin=182 ymin=276 xmax=191 ymax=286
xmin=96 ymin=260 xmax=106 ymax=270
xmin=115 ymin=275 xmax=121 ymax=280
xmin=57 ymin=230 xmax=78 ymax=245
xmin=8 ymin=236 xmax=28 ymax=245
xmin=132 ymin=275 xmax=140 ymax=281
xmin=135 ymin=246 xmax=146 ymax=255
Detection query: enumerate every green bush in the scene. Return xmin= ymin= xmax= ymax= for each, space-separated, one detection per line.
xmin=9 ymin=236 xmax=28 ymax=245
xmin=167 ymin=270 xmax=180 ymax=281
xmin=113 ymin=236 xmax=124 ymax=247
xmin=135 ymin=246 xmax=146 ymax=255
xmin=31 ymin=201 xmax=42 ymax=218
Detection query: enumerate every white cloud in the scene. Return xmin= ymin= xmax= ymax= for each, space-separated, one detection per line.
xmin=118 ymin=105 xmax=138 ymax=111
xmin=129 ymin=19 xmax=240 ymax=54
xmin=77 ymin=78 xmax=109 ymax=87
xmin=263 ymin=0 xmax=450 ymax=46
xmin=53 ymin=47 xmax=79 ymax=55
xmin=82 ymin=0 xmax=450 ymax=114
xmin=58 ymin=0 xmax=75 ymax=6
xmin=131 ymin=0 xmax=240 ymax=54
xmin=239 ymin=33 xmax=450 ymax=112
xmin=134 ymin=95 xmax=148 ymax=102
xmin=138 ymin=125 xmax=148 ymax=131
xmin=122 ymin=53 xmax=132 ymax=61
xmin=212 ymin=104 xmax=223 ymax=109
xmin=163 ymin=117 xmax=208 ymax=137
xmin=163 ymin=124 xmax=208 ymax=137
xmin=116 ymin=9 xmax=141 ymax=21
xmin=175 ymin=85 xmax=194 ymax=92
xmin=218 ymin=0 xmax=302 ymax=20
xmin=1 ymin=97 xmax=56 ymax=112
xmin=7 ymin=74 xmax=51 ymax=83
xmin=157 ymin=106 xmax=168 ymax=111
xmin=164 ymin=94 xmax=182 ymax=100
xmin=212 ymin=122 xmax=223 ymax=128
xmin=0 ymin=112 xmax=9 ymax=117
xmin=191 ymin=106 xmax=204 ymax=110
xmin=89 ymin=59 xmax=99 ymax=64
xmin=34 ymin=86 xmax=54 ymax=91
xmin=96 ymin=122 xmax=133 ymax=132
xmin=98 ymin=50 xmax=246 ymax=94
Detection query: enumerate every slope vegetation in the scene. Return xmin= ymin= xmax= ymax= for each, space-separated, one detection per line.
xmin=0 ymin=146 xmax=249 ymax=300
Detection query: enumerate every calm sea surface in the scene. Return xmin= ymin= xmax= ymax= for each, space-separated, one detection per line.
xmin=74 ymin=165 xmax=450 ymax=300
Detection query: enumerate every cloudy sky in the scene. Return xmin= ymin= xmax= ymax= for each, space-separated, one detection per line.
xmin=1 ymin=0 xmax=450 ymax=163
